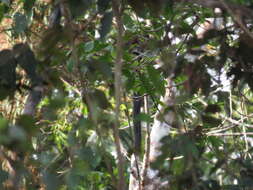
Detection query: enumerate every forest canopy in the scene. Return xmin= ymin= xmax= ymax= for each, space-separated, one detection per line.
xmin=1 ymin=0 xmax=253 ymax=189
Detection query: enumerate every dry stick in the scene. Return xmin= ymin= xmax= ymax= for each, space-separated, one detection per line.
xmin=208 ymin=132 xmax=253 ymax=136
xmin=141 ymin=95 xmax=151 ymax=190
xmin=112 ymin=0 xmax=126 ymax=189
xmin=206 ymin=125 xmax=236 ymax=135
xmin=224 ymin=117 xmax=253 ymax=128
xmin=241 ymin=98 xmax=249 ymax=154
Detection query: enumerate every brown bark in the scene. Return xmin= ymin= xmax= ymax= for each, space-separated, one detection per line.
xmin=112 ymin=0 xmax=126 ymax=189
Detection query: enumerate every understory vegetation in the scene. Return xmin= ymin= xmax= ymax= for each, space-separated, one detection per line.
xmin=1 ymin=0 xmax=253 ymax=189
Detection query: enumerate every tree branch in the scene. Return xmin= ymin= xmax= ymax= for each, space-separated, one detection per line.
xmin=112 ymin=0 xmax=126 ymax=189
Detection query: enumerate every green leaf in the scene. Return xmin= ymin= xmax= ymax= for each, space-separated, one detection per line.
xmin=135 ymin=113 xmax=153 ymax=123
xmin=84 ymin=41 xmax=94 ymax=52
xmin=175 ymin=21 xmax=193 ymax=35
xmin=90 ymin=171 xmax=103 ymax=182
xmin=13 ymin=12 xmax=28 ymax=34
xmin=76 ymin=117 xmax=93 ymax=130
xmin=0 ymin=5 xmax=5 ymax=22
xmin=49 ymin=97 xmax=66 ymax=109
xmin=0 ymin=117 xmax=8 ymax=131
xmin=147 ymin=65 xmax=165 ymax=94
xmin=93 ymin=40 xmax=108 ymax=51
xmin=123 ymin=13 xmax=134 ymax=29
xmin=208 ymin=136 xmax=223 ymax=149
xmin=0 ymin=0 xmax=10 ymax=5
xmin=78 ymin=147 xmax=101 ymax=169
xmin=9 ymin=125 xmax=26 ymax=141
xmin=67 ymin=57 xmax=76 ymax=72
xmin=99 ymin=11 xmax=113 ymax=39
xmin=22 ymin=0 xmax=36 ymax=12
xmin=0 ymin=118 xmax=9 ymax=145
xmin=16 ymin=114 xmax=37 ymax=135
xmin=42 ymin=96 xmax=66 ymax=120
xmin=171 ymin=159 xmax=185 ymax=175
xmin=123 ymin=68 xmax=136 ymax=91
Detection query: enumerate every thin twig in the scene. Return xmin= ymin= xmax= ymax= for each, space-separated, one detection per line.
xmin=208 ymin=132 xmax=253 ymax=136
xmin=206 ymin=125 xmax=236 ymax=135
xmin=241 ymin=96 xmax=249 ymax=154
xmin=224 ymin=117 xmax=253 ymax=128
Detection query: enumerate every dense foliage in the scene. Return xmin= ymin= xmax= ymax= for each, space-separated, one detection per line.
xmin=1 ymin=0 xmax=253 ymax=189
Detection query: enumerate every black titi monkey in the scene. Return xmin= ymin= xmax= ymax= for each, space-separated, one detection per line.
xmin=133 ymin=93 xmax=143 ymax=154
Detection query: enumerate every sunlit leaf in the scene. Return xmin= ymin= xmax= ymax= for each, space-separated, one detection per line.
xmin=84 ymin=41 xmax=94 ymax=52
